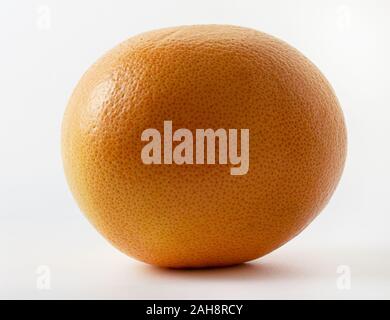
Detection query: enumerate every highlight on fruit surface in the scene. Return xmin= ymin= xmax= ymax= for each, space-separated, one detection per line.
xmin=62 ymin=25 xmax=347 ymax=268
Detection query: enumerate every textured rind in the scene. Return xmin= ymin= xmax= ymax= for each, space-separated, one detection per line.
xmin=62 ymin=25 xmax=347 ymax=268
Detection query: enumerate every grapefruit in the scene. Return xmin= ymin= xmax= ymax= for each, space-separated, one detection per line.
xmin=62 ymin=25 xmax=347 ymax=268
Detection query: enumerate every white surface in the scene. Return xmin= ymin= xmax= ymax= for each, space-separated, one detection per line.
xmin=1 ymin=0 xmax=390 ymax=299
xmin=2 ymin=216 xmax=390 ymax=299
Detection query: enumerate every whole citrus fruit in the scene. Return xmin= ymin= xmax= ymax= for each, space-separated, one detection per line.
xmin=62 ymin=25 xmax=347 ymax=268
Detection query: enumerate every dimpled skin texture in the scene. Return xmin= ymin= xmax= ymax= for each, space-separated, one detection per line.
xmin=62 ymin=25 xmax=347 ymax=268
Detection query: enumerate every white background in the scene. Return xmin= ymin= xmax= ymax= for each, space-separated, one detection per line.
xmin=1 ymin=0 xmax=389 ymax=299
